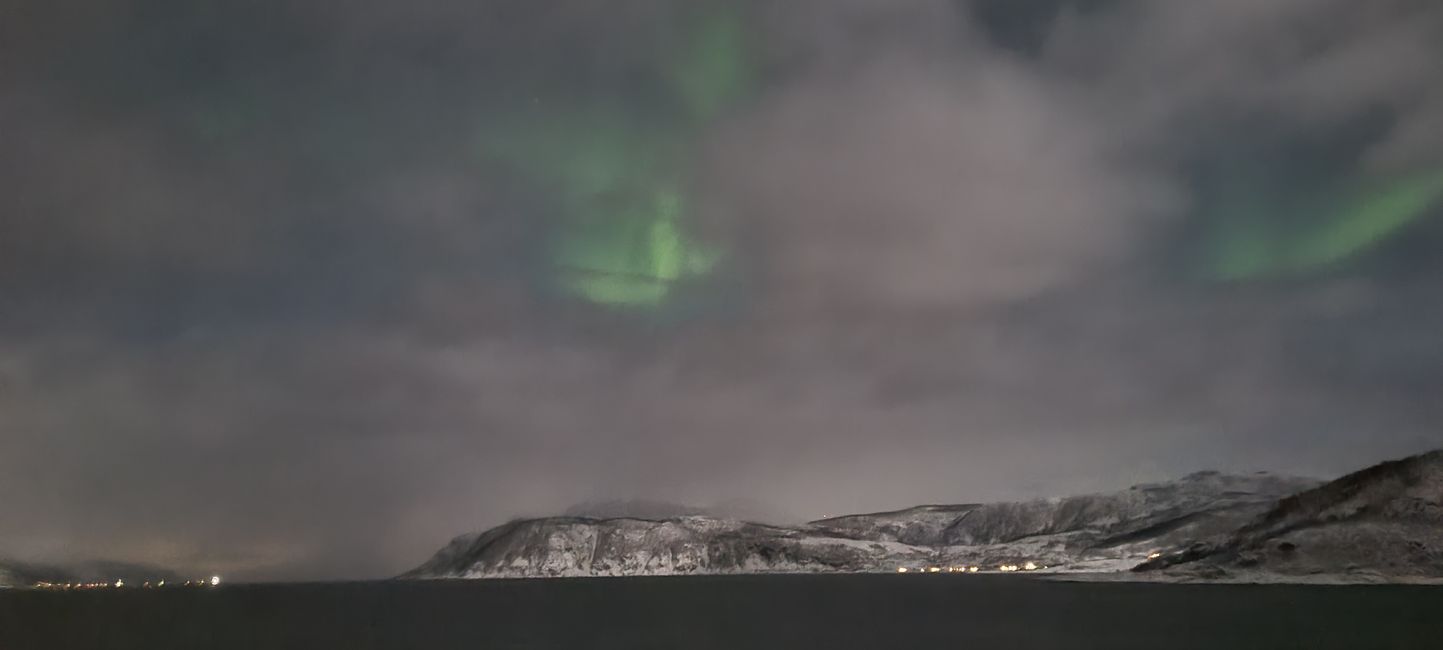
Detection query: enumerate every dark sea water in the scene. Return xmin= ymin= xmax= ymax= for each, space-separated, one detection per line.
xmin=3 ymin=574 xmax=1441 ymax=649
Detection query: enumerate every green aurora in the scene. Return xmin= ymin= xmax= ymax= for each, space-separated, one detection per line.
xmin=1206 ymin=168 xmax=1443 ymax=281
xmin=475 ymin=5 xmax=752 ymax=308
xmin=473 ymin=5 xmax=1443 ymax=299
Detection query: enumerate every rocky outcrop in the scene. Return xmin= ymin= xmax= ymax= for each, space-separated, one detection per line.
xmin=1137 ymin=450 xmax=1443 ymax=581
xmin=402 ymin=517 xmax=929 ymax=579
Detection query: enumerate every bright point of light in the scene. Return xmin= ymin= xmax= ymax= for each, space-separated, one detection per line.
xmin=115 ymin=579 xmax=123 ymax=587
xmin=968 ymin=566 xmax=979 ymax=573
xmin=896 ymin=567 xmax=909 ymax=573
xmin=210 ymin=576 xmax=221 ymax=586
xmin=1023 ymin=562 xmax=1038 ymax=571
xmin=1147 ymin=552 xmax=1162 ymax=560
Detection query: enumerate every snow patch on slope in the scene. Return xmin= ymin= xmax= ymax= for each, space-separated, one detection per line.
xmin=407 ymin=472 xmax=1319 ymax=579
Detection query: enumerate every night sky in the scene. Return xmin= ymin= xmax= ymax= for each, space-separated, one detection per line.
xmin=3 ymin=0 xmax=1442 ymax=581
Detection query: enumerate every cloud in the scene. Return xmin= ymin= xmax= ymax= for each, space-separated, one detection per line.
xmin=706 ymin=53 xmax=1177 ymax=310
xmin=0 ymin=100 xmax=263 ymax=273
xmin=1042 ymin=0 xmax=1443 ymax=165
xmin=1 ymin=0 xmax=1441 ymax=580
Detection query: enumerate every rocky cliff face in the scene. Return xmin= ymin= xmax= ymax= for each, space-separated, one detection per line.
xmin=404 ymin=471 xmax=1319 ymax=579
xmin=1137 ymin=450 xmax=1443 ymax=581
xmin=403 ymin=517 xmax=930 ymax=579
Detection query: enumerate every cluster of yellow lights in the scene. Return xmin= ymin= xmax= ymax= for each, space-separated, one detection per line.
xmin=900 ymin=554 xmax=1170 ymax=575
xmin=897 ymin=563 xmax=1037 ymax=574
xmin=34 ymin=576 xmax=219 ymax=590
xmin=32 ymin=581 xmax=124 ymax=590
xmin=997 ymin=562 xmax=1043 ymax=572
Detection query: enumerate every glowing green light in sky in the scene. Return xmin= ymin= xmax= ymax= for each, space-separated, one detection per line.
xmin=666 ymin=7 xmax=754 ymax=123
xmin=1205 ymin=167 xmax=1443 ymax=281
xmin=553 ymin=188 xmax=721 ymax=306
xmin=474 ymin=4 xmax=751 ymax=308
xmin=1289 ymin=168 xmax=1443 ymax=270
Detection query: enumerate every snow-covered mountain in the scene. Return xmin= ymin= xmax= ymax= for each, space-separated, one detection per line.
xmin=1137 ymin=450 xmax=1443 ymax=581
xmin=404 ymin=471 xmax=1319 ymax=579
xmin=403 ymin=517 xmax=934 ymax=579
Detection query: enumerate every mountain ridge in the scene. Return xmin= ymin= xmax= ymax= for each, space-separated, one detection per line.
xmin=1136 ymin=450 xmax=1443 ymax=581
xmin=404 ymin=470 xmax=1320 ymax=579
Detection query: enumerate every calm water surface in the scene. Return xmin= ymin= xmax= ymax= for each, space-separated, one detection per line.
xmin=3 ymin=574 xmax=1440 ymax=649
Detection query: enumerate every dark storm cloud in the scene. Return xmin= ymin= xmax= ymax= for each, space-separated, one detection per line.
xmin=2 ymin=0 xmax=1441 ymax=580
